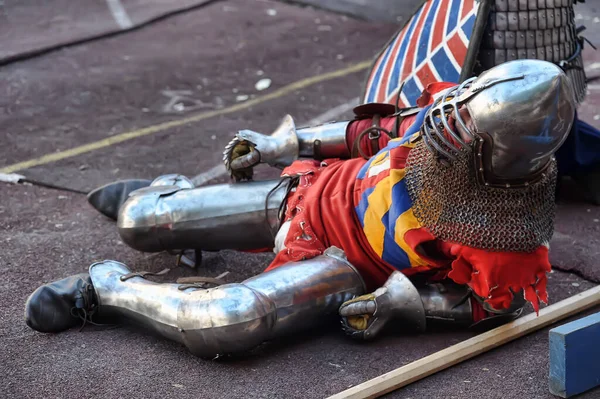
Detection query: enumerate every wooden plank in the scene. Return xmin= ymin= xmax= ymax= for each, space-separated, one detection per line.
xmin=327 ymin=285 xmax=600 ymax=399
xmin=549 ymin=312 xmax=600 ymax=398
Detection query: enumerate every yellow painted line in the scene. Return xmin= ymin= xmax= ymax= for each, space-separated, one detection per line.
xmin=1 ymin=60 xmax=371 ymax=174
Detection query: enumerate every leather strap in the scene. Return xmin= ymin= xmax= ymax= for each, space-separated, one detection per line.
xmin=120 ymin=268 xmax=171 ymax=282
xmin=177 ymin=272 xmax=230 ymax=290
xmin=351 ymin=114 xmax=394 ymax=159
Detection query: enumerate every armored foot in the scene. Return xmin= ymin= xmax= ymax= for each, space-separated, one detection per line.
xmin=87 ymin=174 xmax=194 ymax=220
xmin=87 ymin=179 xmax=152 ymax=220
xmin=25 ymin=274 xmax=97 ymax=333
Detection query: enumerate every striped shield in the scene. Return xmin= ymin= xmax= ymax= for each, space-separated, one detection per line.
xmin=363 ymin=0 xmax=490 ymax=107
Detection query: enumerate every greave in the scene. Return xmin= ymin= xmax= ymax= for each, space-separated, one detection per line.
xmin=117 ymin=179 xmax=290 ymax=252
xmin=89 ymin=247 xmax=365 ymax=358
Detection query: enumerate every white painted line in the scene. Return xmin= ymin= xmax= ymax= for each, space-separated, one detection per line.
xmin=586 ymin=84 xmax=600 ymax=91
xmin=191 ymin=97 xmax=360 ymax=186
xmin=106 ymin=0 xmax=134 ymax=30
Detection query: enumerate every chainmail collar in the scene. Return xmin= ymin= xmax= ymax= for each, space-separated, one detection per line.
xmin=404 ymin=138 xmax=557 ymax=252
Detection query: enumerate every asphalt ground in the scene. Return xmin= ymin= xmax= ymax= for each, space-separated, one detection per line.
xmin=0 ymin=0 xmax=214 ymax=65
xmin=1 ymin=1 xmax=600 ymax=398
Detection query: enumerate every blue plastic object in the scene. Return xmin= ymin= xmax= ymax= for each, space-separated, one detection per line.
xmin=549 ymin=312 xmax=600 ymax=398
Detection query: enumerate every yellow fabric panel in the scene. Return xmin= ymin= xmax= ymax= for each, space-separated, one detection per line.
xmin=362 ymin=174 xmax=392 ymax=257
xmin=361 ymin=135 xmax=424 ymax=265
xmin=370 ymin=150 xmax=389 ymax=166
xmin=394 ymin=205 xmax=428 ymax=267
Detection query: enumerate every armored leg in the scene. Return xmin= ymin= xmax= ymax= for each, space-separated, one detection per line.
xmin=24 ymin=247 xmax=365 ymax=358
xmin=117 ymin=179 xmax=289 ymax=253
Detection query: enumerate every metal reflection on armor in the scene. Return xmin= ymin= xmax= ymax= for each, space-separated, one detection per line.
xmin=223 ymin=115 xmax=350 ymax=180
xmin=464 ymin=60 xmax=575 ymax=181
xmin=296 ymin=121 xmax=351 ymax=159
xmin=117 ymin=179 xmax=289 ymax=252
xmin=423 ymin=60 xmax=575 ymax=181
xmin=416 ymin=280 xmax=524 ymax=329
xmin=337 ymin=272 xmax=526 ymax=339
xmin=230 ymin=115 xmax=300 ymax=170
xmin=339 ymin=271 xmax=426 ymax=340
xmin=407 ymin=60 xmax=573 ymax=252
xmin=149 ymin=174 xmax=195 ymax=189
xmin=90 ymin=247 xmax=365 ymax=358
xmin=417 ymin=282 xmax=473 ymax=326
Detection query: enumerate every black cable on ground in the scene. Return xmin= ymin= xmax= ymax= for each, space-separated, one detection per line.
xmin=20 ymin=178 xmax=88 ymax=195
xmin=0 ymin=0 xmax=222 ymax=67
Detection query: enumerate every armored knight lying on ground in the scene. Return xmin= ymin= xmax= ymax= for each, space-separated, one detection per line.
xmin=25 ymin=60 xmax=578 ymax=357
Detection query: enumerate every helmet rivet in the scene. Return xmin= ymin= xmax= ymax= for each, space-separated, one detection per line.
xmin=506 ymin=183 xmax=511 ymax=188
xmin=485 ymin=182 xmax=489 ymax=186
xmin=479 ymin=168 xmax=484 ymax=172
xmin=478 ymin=152 xmax=482 ymax=157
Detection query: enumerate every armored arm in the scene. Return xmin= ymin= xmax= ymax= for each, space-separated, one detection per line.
xmin=223 ymin=104 xmax=407 ymax=180
xmin=339 ymin=271 xmax=525 ymax=340
xmin=223 ymin=115 xmax=350 ymax=180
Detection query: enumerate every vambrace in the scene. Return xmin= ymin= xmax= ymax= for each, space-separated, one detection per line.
xmin=296 ymin=121 xmax=351 ymax=160
xmin=295 ymin=101 xmax=403 ymax=160
xmin=232 ymin=116 xmax=351 ymax=166
xmin=89 ymin=247 xmax=365 ymax=358
xmin=117 ymin=179 xmax=290 ymax=253
xmin=418 ymin=280 xmax=525 ymax=330
xmin=225 ymin=105 xmax=402 ymax=177
xmin=339 ymin=272 xmax=525 ymax=340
